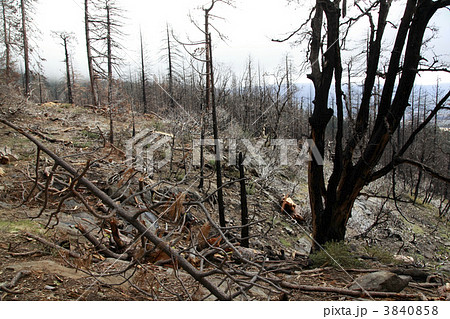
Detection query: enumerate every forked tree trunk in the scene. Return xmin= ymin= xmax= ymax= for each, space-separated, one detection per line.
xmin=307 ymin=0 xmax=448 ymax=248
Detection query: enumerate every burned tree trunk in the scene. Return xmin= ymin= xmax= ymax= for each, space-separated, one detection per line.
xmin=303 ymin=0 xmax=450 ymax=247
xmin=238 ymin=152 xmax=249 ymax=248
xmin=84 ymin=0 xmax=98 ymax=106
xmin=140 ymin=29 xmax=147 ymax=113
xmin=20 ymin=0 xmax=30 ymax=96
xmin=106 ymin=3 xmax=114 ymax=144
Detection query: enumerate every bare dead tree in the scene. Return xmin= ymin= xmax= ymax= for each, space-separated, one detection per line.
xmin=19 ymin=0 xmax=33 ymax=96
xmin=0 ymin=0 xmax=18 ymax=82
xmin=85 ymin=0 xmax=98 ymax=106
xmin=52 ymin=31 xmax=76 ymax=104
xmin=139 ymin=28 xmax=147 ymax=113
xmin=276 ymin=0 xmax=450 ymax=248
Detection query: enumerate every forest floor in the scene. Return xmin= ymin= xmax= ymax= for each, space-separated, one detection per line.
xmin=0 ymin=96 xmax=449 ymax=301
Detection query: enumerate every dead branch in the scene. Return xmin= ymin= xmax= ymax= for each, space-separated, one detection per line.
xmin=28 ymin=127 xmax=72 ymax=146
xmin=0 ymin=270 xmax=31 ymax=293
xmin=280 ymin=281 xmax=421 ymax=299
xmin=76 ymin=224 xmax=129 ymax=260
xmin=24 ymin=232 xmax=82 ymax=259
xmin=0 ymin=118 xmax=230 ymax=301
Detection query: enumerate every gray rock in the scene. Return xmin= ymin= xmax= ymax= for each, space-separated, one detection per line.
xmin=349 ymin=271 xmax=411 ymax=293
xmin=294 ymin=236 xmax=312 ymax=256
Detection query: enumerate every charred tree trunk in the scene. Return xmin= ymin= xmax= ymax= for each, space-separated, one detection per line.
xmin=20 ymin=0 xmax=30 ymax=97
xmin=140 ymin=29 xmax=147 ymax=113
xmin=208 ymin=32 xmax=226 ymax=228
xmin=106 ymin=4 xmax=114 ymax=144
xmin=306 ymin=0 xmax=449 ymax=248
xmin=1 ymin=0 xmax=11 ymax=81
xmin=238 ymin=152 xmax=249 ymax=248
xmin=166 ymin=24 xmax=175 ymax=109
xmin=85 ymin=0 xmax=98 ymax=106
xmin=63 ymin=37 xmax=73 ymax=104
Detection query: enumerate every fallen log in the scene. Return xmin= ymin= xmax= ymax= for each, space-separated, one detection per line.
xmin=1 ymin=118 xmax=229 ymax=301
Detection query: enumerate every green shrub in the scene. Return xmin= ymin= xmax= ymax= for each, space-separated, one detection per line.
xmin=310 ymin=241 xmax=362 ymax=268
xmin=363 ymin=245 xmax=396 ymax=264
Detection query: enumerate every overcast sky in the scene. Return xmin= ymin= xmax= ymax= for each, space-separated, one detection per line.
xmin=34 ymin=0 xmax=450 ymax=85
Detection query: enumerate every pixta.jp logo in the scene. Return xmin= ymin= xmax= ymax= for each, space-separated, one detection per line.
xmin=125 ymin=129 xmax=173 ymax=174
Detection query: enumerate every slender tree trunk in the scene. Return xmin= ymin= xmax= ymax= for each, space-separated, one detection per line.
xmin=106 ymin=4 xmax=114 ymax=144
xmin=1 ymin=0 xmax=11 ymax=81
xmin=238 ymin=152 xmax=249 ymax=248
xmin=85 ymin=0 xmax=98 ymax=106
xmin=208 ymin=32 xmax=226 ymax=228
xmin=38 ymin=73 xmax=43 ymax=104
xmin=20 ymin=0 xmax=30 ymax=97
xmin=140 ymin=29 xmax=147 ymax=113
xmin=63 ymin=38 xmax=73 ymax=104
xmin=166 ymin=24 xmax=175 ymax=108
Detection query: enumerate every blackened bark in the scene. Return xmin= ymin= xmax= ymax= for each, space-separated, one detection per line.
xmin=307 ymin=0 xmax=447 ymax=248
xmin=85 ymin=0 xmax=98 ymax=106
xmin=1 ymin=0 xmax=11 ymax=80
xmin=20 ymin=0 xmax=30 ymax=96
xmin=106 ymin=4 xmax=114 ymax=144
xmin=238 ymin=152 xmax=249 ymax=248
xmin=140 ymin=29 xmax=147 ymax=113
xmin=63 ymin=37 xmax=73 ymax=104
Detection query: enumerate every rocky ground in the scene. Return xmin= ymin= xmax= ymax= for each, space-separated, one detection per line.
xmin=0 ymin=93 xmax=449 ymax=301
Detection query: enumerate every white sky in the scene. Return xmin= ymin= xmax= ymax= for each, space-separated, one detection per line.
xmin=34 ymin=0 xmax=450 ymax=85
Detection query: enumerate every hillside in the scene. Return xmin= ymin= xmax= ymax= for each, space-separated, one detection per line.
xmin=0 ymin=92 xmax=449 ymax=301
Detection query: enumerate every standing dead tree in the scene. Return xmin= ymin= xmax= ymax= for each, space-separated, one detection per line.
xmin=276 ymin=0 xmax=450 ymax=248
xmin=52 ymin=31 xmax=76 ymax=104
xmin=139 ymin=28 xmax=147 ymax=113
xmin=84 ymin=0 xmax=98 ymax=106
xmin=19 ymin=0 xmax=35 ymax=97
xmin=87 ymin=0 xmax=125 ymax=144
xmin=174 ymin=0 xmax=233 ymax=227
xmin=0 ymin=0 xmax=18 ymax=82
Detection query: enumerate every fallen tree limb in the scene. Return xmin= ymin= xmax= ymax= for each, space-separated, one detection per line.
xmin=28 ymin=128 xmax=72 ymax=146
xmin=1 ymin=118 xmax=229 ymax=301
xmin=280 ymin=281 xmax=420 ymax=299
xmin=75 ymin=224 xmax=129 ymax=260
xmin=0 ymin=270 xmax=31 ymax=293
xmin=25 ymin=232 xmax=82 ymax=259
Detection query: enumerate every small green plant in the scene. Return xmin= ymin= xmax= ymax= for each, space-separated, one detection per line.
xmin=175 ymin=172 xmax=185 ymax=181
xmin=208 ymin=159 xmax=216 ymax=168
xmin=310 ymin=241 xmax=362 ymax=268
xmin=246 ymin=180 xmax=256 ymax=195
xmin=363 ymin=245 xmax=396 ymax=264
xmin=81 ymin=129 xmax=100 ymax=140
xmin=279 ymin=237 xmax=292 ymax=248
